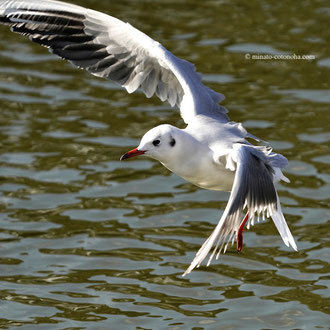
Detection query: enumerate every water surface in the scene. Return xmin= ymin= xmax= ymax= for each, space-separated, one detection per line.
xmin=0 ymin=0 xmax=329 ymax=329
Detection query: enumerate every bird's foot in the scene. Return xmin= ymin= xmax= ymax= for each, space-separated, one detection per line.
xmin=237 ymin=212 xmax=249 ymax=252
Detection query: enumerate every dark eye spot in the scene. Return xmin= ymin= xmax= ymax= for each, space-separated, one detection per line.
xmin=170 ymin=138 xmax=176 ymax=147
xmin=152 ymin=139 xmax=160 ymax=146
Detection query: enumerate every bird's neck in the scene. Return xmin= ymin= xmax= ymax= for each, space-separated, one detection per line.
xmin=155 ymin=126 xmax=234 ymax=191
xmin=159 ymin=128 xmax=211 ymax=179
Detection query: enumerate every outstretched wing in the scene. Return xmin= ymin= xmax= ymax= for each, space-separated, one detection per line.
xmin=0 ymin=0 xmax=229 ymax=123
xmin=183 ymin=143 xmax=297 ymax=276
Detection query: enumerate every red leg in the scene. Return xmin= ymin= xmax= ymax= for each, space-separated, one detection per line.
xmin=237 ymin=213 xmax=249 ymax=252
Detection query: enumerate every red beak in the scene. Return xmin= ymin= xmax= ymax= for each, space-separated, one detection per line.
xmin=120 ymin=148 xmax=146 ymax=160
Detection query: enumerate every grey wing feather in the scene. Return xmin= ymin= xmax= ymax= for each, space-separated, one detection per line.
xmin=183 ymin=144 xmax=297 ymax=276
xmin=0 ymin=0 xmax=183 ymax=108
xmin=0 ymin=0 xmax=229 ymax=122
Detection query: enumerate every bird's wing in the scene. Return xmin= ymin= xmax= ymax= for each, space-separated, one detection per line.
xmin=0 ymin=0 xmax=229 ymax=123
xmin=183 ymin=143 xmax=297 ymax=276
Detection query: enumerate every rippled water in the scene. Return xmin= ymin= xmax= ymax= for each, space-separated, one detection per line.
xmin=0 ymin=0 xmax=329 ymax=328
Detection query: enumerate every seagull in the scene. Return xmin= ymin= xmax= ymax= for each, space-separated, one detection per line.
xmin=0 ymin=0 xmax=297 ymax=276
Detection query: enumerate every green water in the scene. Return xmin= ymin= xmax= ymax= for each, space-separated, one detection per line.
xmin=0 ymin=0 xmax=329 ymax=329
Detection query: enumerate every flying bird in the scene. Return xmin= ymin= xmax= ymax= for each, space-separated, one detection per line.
xmin=0 ymin=0 xmax=297 ymax=275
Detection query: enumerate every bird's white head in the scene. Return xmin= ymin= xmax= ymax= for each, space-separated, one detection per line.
xmin=120 ymin=124 xmax=179 ymax=163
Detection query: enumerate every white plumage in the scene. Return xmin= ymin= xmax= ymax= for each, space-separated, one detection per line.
xmin=0 ymin=0 xmax=297 ymax=276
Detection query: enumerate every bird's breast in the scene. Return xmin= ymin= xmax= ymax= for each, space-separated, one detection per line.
xmin=181 ymin=163 xmax=235 ymax=191
xmin=161 ymin=153 xmax=235 ymax=192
